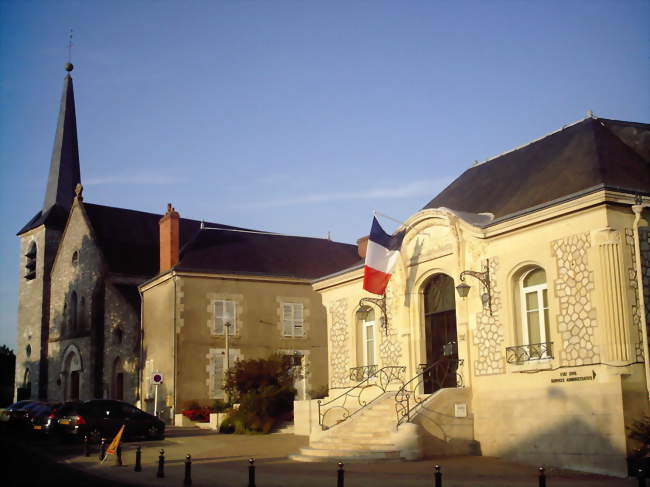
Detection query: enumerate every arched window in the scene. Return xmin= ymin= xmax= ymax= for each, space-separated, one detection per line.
xmin=355 ymin=307 xmax=376 ymax=367
xmin=112 ymin=357 xmax=124 ymax=400
xmin=79 ymin=296 xmax=86 ymax=330
xmin=520 ymin=267 xmax=549 ymax=346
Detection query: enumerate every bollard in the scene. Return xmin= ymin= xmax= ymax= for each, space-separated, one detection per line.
xmin=248 ymin=458 xmax=256 ymax=487
xmin=156 ymin=449 xmax=165 ymax=478
xmin=639 ymin=468 xmax=646 ymax=487
xmin=184 ymin=454 xmax=192 ymax=486
xmin=434 ymin=464 xmax=442 ymax=487
xmin=337 ymin=462 xmax=344 ymax=487
xmin=134 ymin=445 xmax=142 ymax=472
xmin=99 ymin=438 xmax=107 ymax=461
xmin=538 ymin=466 xmax=546 ymax=487
xmin=83 ymin=435 xmax=89 ymax=457
xmin=116 ymin=444 xmax=123 ymax=467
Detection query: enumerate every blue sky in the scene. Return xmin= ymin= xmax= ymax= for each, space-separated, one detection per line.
xmin=0 ymin=0 xmax=648 ymax=350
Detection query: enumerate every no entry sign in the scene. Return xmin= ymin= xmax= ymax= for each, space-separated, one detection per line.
xmin=151 ymin=372 xmax=164 ymax=385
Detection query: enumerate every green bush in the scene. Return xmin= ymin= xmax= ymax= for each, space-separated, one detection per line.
xmin=222 ymin=354 xmax=296 ymax=433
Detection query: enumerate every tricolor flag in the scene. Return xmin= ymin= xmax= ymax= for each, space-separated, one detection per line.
xmin=363 ymin=217 xmax=406 ymax=295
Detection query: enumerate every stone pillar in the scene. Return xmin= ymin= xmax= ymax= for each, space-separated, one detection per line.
xmin=595 ymin=228 xmax=632 ymax=363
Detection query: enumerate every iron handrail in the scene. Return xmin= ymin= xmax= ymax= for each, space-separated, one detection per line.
xmin=317 ymin=365 xmax=406 ymax=430
xmin=349 ymin=365 xmax=378 ymax=382
xmin=395 ymin=357 xmax=463 ymax=427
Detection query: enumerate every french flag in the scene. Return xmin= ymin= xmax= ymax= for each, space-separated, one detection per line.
xmin=363 ymin=217 xmax=406 ymax=295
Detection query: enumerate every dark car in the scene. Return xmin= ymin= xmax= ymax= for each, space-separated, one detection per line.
xmin=0 ymin=400 xmax=42 ymax=432
xmin=58 ymin=399 xmax=165 ymax=443
xmin=30 ymin=402 xmax=63 ymax=435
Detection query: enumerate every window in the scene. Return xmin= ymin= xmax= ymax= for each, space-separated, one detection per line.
xmin=282 ymin=303 xmax=304 ymax=337
xmin=208 ymin=349 xmax=240 ymax=399
xmin=355 ymin=307 xmax=376 ymax=366
xmin=519 ymin=267 xmax=550 ymax=355
xmin=213 ymin=300 xmax=236 ymax=335
xmin=24 ymin=241 xmax=36 ymax=280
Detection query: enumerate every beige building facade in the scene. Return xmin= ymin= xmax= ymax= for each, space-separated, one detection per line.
xmin=297 ymin=117 xmax=650 ymax=477
xmin=139 ymin=206 xmax=359 ymax=422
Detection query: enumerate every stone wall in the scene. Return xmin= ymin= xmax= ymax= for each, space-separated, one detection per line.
xmin=640 ymin=227 xmax=650 ymax=351
xmin=551 ymin=233 xmax=599 ymax=366
xmin=626 ymin=228 xmax=645 ymax=361
xmin=328 ymin=298 xmax=350 ymax=388
xmin=473 ymin=258 xmax=505 ymax=376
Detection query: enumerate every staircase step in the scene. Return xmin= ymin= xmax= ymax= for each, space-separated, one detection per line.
xmin=310 ymin=441 xmax=396 ymax=451
xmin=299 ymin=447 xmax=403 ymax=460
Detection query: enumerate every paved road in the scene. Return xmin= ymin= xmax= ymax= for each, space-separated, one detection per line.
xmin=1 ymin=427 xmax=642 ymax=487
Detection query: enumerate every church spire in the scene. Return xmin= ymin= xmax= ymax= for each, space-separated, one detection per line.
xmin=43 ymin=62 xmax=81 ymax=212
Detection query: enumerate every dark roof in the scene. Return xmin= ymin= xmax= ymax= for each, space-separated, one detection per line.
xmin=175 ymin=228 xmax=360 ymax=280
xmin=82 ymin=203 xmax=242 ymax=277
xmin=43 ymin=72 xmax=81 ymax=213
xmin=423 ymin=117 xmax=650 ymax=221
xmin=17 ymin=204 xmax=69 ymax=235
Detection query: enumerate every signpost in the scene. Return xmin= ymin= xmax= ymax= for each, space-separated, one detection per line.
xmin=151 ymin=372 xmax=164 ymax=417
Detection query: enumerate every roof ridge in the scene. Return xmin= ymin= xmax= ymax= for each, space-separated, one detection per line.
xmin=471 ymin=116 xmax=591 ymax=168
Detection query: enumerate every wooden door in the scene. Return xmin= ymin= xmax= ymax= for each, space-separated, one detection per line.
xmin=423 ymin=310 xmax=458 ymax=393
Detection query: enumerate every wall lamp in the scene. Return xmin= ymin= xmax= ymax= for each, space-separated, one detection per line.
xmin=456 ymin=259 xmax=492 ymax=315
xmin=358 ymin=294 xmax=389 ymax=336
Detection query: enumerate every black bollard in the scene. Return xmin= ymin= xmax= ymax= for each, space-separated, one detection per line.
xmin=337 ymin=462 xmax=344 ymax=487
xmin=134 ymin=445 xmax=142 ymax=472
xmin=248 ymin=458 xmax=256 ymax=487
xmin=184 ymin=454 xmax=192 ymax=486
xmin=639 ymin=468 xmax=646 ymax=487
xmin=156 ymin=449 xmax=165 ymax=478
xmin=83 ymin=435 xmax=89 ymax=457
xmin=99 ymin=438 xmax=107 ymax=461
xmin=434 ymin=464 xmax=442 ymax=487
xmin=538 ymin=466 xmax=546 ymax=487
xmin=116 ymin=444 xmax=123 ymax=467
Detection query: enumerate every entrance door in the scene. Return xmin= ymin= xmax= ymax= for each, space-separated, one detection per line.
xmin=423 ymin=274 xmax=458 ymax=394
xmin=70 ymin=371 xmax=80 ymax=400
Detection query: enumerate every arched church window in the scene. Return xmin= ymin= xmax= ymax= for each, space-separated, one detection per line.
xmin=25 ymin=344 xmax=31 ymax=358
xmin=71 ymin=250 xmax=78 ymax=265
xmin=24 ymin=241 xmax=37 ymax=280
xmin=113 ymin=326 xmax=123 ymax=344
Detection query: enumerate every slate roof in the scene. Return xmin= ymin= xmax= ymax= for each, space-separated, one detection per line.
xmin=21 ymin=201 xmax=359 ymax=280
xmin=175 ymin=228 xmax=361 ymax=279
xmin=423 ymin=117 xmax=650 ymax=223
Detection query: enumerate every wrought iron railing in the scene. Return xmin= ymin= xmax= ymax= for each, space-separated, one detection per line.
xmin=317 ymin=366 xmax=406 ymax=430
xmin=395 ymin=358 xmax=463 ymax=427
xmin=505 ymin=342 xmax=553 ymax=363
xmin=349 ymin=365 xmax=378 ymax=382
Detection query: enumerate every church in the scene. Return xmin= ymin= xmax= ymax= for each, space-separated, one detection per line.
xmin=14 ymin=64 xmax=359 ymax=407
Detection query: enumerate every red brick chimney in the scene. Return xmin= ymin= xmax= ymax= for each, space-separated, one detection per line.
xmin=159 ymin=203 xmax=180 ymax=272
xmin=357 ymin=236 xmax=369 ymax=259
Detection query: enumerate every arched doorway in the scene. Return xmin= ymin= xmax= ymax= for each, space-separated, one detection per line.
xmin=422 ymin=273 xmax=458 ymax=393
xmin=62 ymin=346 xmax=82 ymax=401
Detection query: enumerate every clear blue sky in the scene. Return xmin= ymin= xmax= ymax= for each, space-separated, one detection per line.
xmin=0 ymin=0 xmax=648 ymax=351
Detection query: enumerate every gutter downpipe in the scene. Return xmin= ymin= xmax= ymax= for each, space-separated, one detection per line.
xmin=632 ymin=203 xmax=650 ymax=400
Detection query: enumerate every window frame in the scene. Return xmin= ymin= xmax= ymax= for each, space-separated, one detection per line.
xmin=363 ymin=314 xmax=376 ymax=367
xmin=213 ymin=299 xmax=237 ymax=336
xmin=519 ymin=267 xmax=550 ymax=356
xmin=282 ymin=302 xmax=304 ymax=338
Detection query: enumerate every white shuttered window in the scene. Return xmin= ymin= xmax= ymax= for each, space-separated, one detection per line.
xmin=214 ymin=300 xmax=236 ymax=335
xmin=282 ymin=303 xmax=304 ymax=337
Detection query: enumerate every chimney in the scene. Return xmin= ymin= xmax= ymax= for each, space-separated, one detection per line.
xmin=159 ymin=203 xmax=180 ymax=272
xmin=357 ymin=236 xmax=369 ymax=259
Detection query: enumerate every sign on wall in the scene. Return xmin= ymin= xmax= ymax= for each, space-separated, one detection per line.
xmin=151 ymin=372 xmax=164 ymax=385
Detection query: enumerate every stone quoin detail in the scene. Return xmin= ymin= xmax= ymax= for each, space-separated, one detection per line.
xmin=473 ymin=257 xmax=505 ymax=376
xmin=328 ymin=298 xmax=350 ymax=387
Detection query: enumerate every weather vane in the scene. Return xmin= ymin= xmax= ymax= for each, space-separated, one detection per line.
xmin=67 ymin=29 xmax=73 ymax=63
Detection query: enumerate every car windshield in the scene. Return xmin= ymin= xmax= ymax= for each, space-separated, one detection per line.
xmin=7 ymin=400 xmax=33 ymax=410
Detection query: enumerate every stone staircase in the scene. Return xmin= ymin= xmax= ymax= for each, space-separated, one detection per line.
xmin=290 ymin=392 xmax=405 ymax=462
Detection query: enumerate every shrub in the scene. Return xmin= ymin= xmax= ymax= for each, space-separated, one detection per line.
xmin=222 ymin=354 xmax=296 ymax=433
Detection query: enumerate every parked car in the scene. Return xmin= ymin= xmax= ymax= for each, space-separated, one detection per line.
xmin=57 ymin=399 xmax=165 ymax=443
xmin=0 ymin=400 xmax=41 ymax=432
xmin=30 ymin=402 xmax=63 ymax=435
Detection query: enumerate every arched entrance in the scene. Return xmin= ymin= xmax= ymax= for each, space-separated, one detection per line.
xmin=422 ymin=273 xmax=458 ymax=393
xmin=62 ymin=345 xmax=82 ymax=401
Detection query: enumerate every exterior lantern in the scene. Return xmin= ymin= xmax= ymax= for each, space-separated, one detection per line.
xmin=455 ymin=281 xmax=471 ymax=298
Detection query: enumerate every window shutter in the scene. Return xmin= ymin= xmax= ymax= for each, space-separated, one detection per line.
xmin=283 ymin=304 xmax=293 ymax=336
xmin=225 ymin=301 xmax=236 ymax=335
xmin=214 ymin=301 xmax=224 ymax=335
xmin=212 ymin=353 xmax=225 ymax=399
xmin=294 ymin=304 xmax=304 ymax=336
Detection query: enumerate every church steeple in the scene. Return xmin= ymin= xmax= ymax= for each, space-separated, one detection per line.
xmin=43 ymin=62 xmax=81 ymax=213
